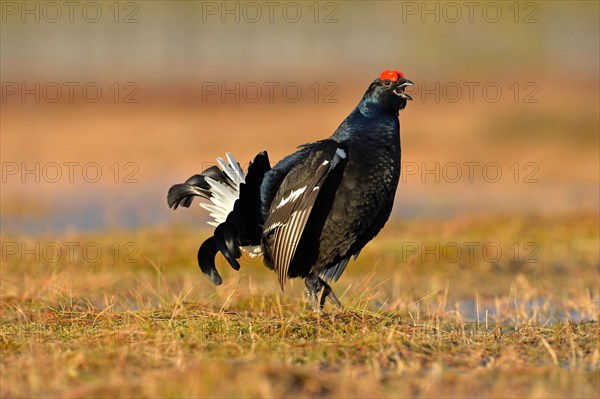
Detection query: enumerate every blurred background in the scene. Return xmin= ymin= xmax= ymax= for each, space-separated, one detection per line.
xmin=2 ymin=4 xmax=599 ymax=396
xmin=1 ymin=0 xmax=598 ymax=233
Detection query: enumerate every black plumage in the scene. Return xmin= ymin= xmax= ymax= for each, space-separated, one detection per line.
xmin=168 ymin=70 xmax=413 ymax=309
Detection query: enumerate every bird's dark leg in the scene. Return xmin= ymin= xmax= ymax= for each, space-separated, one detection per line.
xmin=320 ymin=279 xmax=343 ymax=310
xmin=305 ymin=275 xmax=320 ymax=311
xmin=304 ymin=275 xmax=343 ymax=311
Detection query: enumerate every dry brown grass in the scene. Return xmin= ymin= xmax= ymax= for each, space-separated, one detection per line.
xmin=2 ymin=213 xmax=598 ymax=398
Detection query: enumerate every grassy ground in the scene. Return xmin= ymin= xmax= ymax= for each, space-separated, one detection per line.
xmin=2 ymin=4 xmax=598 ymax=396
xmin=1 ymin=212 xmax=598 ymax=398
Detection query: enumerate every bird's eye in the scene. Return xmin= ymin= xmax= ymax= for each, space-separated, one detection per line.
xmin=384 ymin=80 xmax=391 ymax=86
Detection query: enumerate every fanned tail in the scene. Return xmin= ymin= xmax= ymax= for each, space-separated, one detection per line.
xmin=167 ymin=151 xmax=271 ymax=285
xmin=167 ymin=153 xmax=245 ymax=227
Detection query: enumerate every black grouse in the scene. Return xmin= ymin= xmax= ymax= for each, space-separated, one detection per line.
xmin=167 ymin=70 xmax=413 ymax=309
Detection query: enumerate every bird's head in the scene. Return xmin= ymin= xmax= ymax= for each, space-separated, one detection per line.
xmin=361 ymin=70 xmax=413 ymax=115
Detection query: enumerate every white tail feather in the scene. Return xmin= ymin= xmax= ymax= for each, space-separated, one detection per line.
xmin=216 ymin=152 xmax=246 ymax=188
xmin=200 ymin=154 xmax=246 ymax=226
xmin=226 ymin=152 xmax=245 ymax=185
xmin=200 ymin=153 xmax=264 ymax=258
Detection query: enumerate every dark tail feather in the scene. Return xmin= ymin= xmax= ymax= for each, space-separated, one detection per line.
xmin=321 ymin=258 xmax=350 ymax=283
xmin=223 ymin=214 xmax=242 ymax=259
xmin=231 ymin=151 xmax=271 ymax=244
xmin=213 ymin=224 xmax=241 ymax=271
xmin=197 ymin=237 xmax=222 ymax=285
xmin=205 ymin=152 xmax=271 ymax=275
xmin=177 ymin=151 xmax=271 ymax=286
xmin=167 ymin=166 xmax=235 ymax=209
xmin=167 ymin=182 xmax=209 ymax=209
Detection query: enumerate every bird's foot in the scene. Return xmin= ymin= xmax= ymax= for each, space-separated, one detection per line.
xmin=305 ymin=276 xmax=343 ymax=312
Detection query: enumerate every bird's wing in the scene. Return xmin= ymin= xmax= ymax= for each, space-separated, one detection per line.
xmin=263 ymin=141 xmax=348 ymax=290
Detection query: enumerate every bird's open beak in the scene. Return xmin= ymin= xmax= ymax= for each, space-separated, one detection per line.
xmin=394 ymin=80 xmax=414 ymax=100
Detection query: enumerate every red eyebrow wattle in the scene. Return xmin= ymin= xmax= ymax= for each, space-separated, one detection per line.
xmin=379 ymin=70 xmax=405 ymax=81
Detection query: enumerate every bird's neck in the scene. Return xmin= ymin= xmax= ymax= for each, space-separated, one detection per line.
xmin=330 ymin=103 xmax=400 ymax=143
xmin=357 ymin=96 xmax=399 ymax=118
